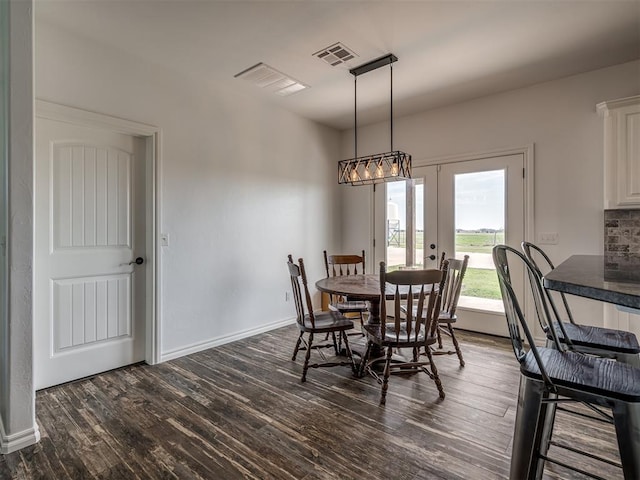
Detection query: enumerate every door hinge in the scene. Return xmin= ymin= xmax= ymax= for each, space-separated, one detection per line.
xmin=373 ymin=238 xmax=376 ymax=248
xmin=523 ymin=168 xmax=525 ymax=178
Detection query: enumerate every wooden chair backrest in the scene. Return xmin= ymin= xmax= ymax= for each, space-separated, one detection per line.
xmin=440 ymin=255 xmax=469 ymax=316
xmin=324 ymin=250 xmax=366 ymax=277
xmin=379 ymin=261 xmax=448 ymax=344
xmin=287 ymin=255 xmax=316 ymax=328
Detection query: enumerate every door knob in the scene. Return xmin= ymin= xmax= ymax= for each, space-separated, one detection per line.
xmin=430 ymin=244 xmax=436 ymax=250
xmin=428 ymin=254 xmax=436 ymax=261
xmin=129 ymin=257 xmax=144 ymax=265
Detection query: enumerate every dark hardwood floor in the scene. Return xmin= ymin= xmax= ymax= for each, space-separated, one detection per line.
xmin=0 ymin=326 xmax=622 ymax=479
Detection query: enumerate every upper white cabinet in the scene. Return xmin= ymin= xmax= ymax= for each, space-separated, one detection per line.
xmin=597 ymin=95 xmax=640 ymax=209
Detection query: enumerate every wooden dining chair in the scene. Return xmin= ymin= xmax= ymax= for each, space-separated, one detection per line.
xmin=287 ymin=255 xmax=357 ymax=382
xmin=522 ymin=241 xmax=640 ymax=367
xmin=493 ymin=245 xmax=640 ymax=480
xmin=323 ymin=250 xmax=368 ymax=327
xmin=359 ymin=261 xmax=449 ymax=405
xmin=432 ymin=255 xmax=469 ymax=367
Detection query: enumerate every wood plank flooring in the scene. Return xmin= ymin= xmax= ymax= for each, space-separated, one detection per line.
xmin=0 ymin=326 xmax=623 ymax=479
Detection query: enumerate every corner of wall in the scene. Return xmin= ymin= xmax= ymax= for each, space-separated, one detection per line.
xmin=0 ymin=415 xmax=40 ymax=455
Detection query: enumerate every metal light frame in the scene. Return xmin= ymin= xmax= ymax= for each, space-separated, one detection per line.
xmin=338 ymin=54 xmax=411 ymax=186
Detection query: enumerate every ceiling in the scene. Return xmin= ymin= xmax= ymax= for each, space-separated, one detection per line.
xmin=35 ymin=0 xmax=640 ymax=130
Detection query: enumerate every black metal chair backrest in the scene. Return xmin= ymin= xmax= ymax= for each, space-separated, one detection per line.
xmin=287 ymin=255 xmax=316 ymax=328
xmin=379 ymin=261 xmax=448 ymax=343
xmin=492 ymin=245 xmax=563 ymax=388
xmin=521 ymin=241 xmax=575 ymax=325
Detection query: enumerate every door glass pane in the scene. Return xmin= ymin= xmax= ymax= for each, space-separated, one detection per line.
xmin=386 ymin=181 xmax=406 ymax=271
xmin=454 ymin=170 xmax=505 ymax=312
xmin=413 ymin=181 xmax=424 ymax=268
xmin=386 ymin=179 xmax=423 ymax=271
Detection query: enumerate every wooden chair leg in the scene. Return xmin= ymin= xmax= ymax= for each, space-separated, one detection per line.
xmin=423 ymin=347 xmax=445 ymax=399
xmin=359 ymin=341 xmax=373 ymax=377
xmin=437 ymin=326 xmax=443 ymax=349
xmin=301 ymin=332 xmax=314 ymax=383
xmin=341 ymin=331 xmax=358 ymax=374
xmin=380 ymin=346 xmax=394 ymax=406
xmin=332 ymin=332 xmax=341 ymax=355
xmin=447 ymin=324 xmax=465 ymax=367
xmin=292 ymin=331 xmax=304 ymax=361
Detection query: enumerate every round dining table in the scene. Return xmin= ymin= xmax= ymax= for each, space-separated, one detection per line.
xmin=316 ymin=273 xmax=435 ymax=363
xmin=315 ymin=273 xmax=404 ymax=325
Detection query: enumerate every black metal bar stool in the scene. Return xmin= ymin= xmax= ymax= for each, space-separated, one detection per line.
xmin=522 ymin=241 xmax=640 ymax=367
xmin=493 ymin=245 xmax=640 ymax=480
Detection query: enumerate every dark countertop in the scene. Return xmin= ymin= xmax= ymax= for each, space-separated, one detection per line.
xmin=543 ymin=255 xmax=640 ymax=309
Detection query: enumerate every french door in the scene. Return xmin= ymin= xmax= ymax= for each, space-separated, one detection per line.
xmin=375 ymin=153 xmax=526 ymax=336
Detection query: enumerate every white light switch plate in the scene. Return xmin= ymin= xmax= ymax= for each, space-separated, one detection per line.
xmin=537 ymin=232 xmax=559 ymax=245
xmin=160 ymin=233 xmax=170 ymax=246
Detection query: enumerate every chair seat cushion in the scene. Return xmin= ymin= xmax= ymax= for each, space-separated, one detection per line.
xmin=551 ymin=322 xmax=640 ymax=354
xmin=408 ymin=308 xmax=457 ymax=324
xmin=521 ymin=347 xmax=640 ymax=402
xmin=363 ymin=322 xmax=437 ymax=347
xmin=331 ymin=300 xmax=368 ymax=313
xmin=300 ymin=311 xmax=354 ymax=333
xmin=436 ymin=311 xmax=457 ymax=324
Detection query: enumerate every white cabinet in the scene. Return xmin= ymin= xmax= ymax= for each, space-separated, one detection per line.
xmin=597 ymin=95 xmax=640 ymax=209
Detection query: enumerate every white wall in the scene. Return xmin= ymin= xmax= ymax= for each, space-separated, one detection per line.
xmin=341 ymin=60 xmax=640 ymax=328
xmin=35 ymin=20 xmax=342 ymax=359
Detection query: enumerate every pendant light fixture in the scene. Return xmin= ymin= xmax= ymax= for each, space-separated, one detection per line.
xmin=338 ymin=54 xmax=411 ymax=186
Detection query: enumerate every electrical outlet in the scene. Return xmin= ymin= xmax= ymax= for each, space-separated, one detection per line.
xmin=537 ymin=232 xmax=559 ymax=245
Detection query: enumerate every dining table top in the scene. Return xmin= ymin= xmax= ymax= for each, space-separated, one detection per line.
xmin=315 ymin=273 xmax=436 ymax=301
xmin=543 ymin=255 xmax=640 ymax=310
xmin=315 ymin=274 xmax=386 ymax=300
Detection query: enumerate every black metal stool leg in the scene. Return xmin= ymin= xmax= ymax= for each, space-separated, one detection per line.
xmin=613 ymin=401 xmax=640 ymax=479
xmin=534 ymin=393 xmax=558 ymax=480
xmin=510 ymin=375 xmax=546 ymax=480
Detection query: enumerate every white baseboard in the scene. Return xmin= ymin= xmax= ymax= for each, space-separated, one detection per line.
xmin=0 ymin=415 xmax=40 ymax=454
xmin=161 ymin=317 xmax=296 ymax=362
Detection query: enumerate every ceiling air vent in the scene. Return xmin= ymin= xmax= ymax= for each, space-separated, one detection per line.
xmin=313 ymin=42 xmax=358 ymax=67
xmin=234 ymin=63 xmax=308 ymax=96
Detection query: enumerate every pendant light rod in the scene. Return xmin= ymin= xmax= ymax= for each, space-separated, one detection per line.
xmin=349 ymin=53 xmax=398 ymax=77
xmin=349 ymin=54 xmax=398 ymax=155
xmin=354 ymin=75 xmax=357 ymax=160
xmin=338 ymin=52 xmax=410 ymax=186
xmin=390 ymin=62 xmax=393 ymax=152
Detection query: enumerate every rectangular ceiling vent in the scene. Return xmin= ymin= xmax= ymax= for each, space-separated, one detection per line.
xmin=313 ymin=42 xmax=358 ymax=67
xmin=234 ymin=63 xmax=308 ymax=96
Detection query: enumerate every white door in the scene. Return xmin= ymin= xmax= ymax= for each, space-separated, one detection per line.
xmin=35 ymin=118 xmax=146 ymax=389
xmin=377 ymin=154 xmax=525 ymax=336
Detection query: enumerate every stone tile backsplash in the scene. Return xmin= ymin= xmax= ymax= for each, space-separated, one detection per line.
xmin=604 ymin=208 xmax=640 ymax=282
